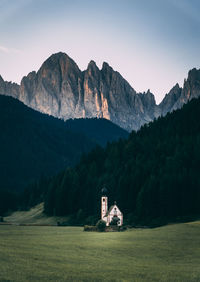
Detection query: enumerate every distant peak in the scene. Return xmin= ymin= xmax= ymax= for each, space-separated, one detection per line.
xmin=21 ymin=71 xmax=37 ymax=83
xmin=189 ymin=67 xmax=197 ymax=73
xmin=28 ymin=71 xmax=37 ymax=76
xmin=102 ymin=62 xmax=110 ymax=69
xmin=87 ymin=60 xmax=99 ymax=70
xmin=188 ymin=67 xmax=200 ymax=81
xmin=46 ymin=52 xmax=73 ymax=62
xmin=50 ymin=51 xmax=68 ymax=58
xmin=101 ymin=62 xmax=114 ymax=74
xmin=143 ymin=89 xmax=154 ymax=96
xmin=40 ymin=52 xmax=80 ymax=73
xmin=88 ymin=60 xmax=96 ymax=66
xmin=174 ymin=83 xmax=180 ymax=88
xmin=0 ymin=74 xmax=4 ymax=82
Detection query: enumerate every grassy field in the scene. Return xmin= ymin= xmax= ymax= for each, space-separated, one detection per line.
xmin=0 ymin=222 xmax=200 ymax=281
xmin=4 ymin=203 xmax=70 ymax=225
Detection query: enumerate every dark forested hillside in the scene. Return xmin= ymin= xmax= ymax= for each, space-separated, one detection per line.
xmin=32 ymin=97 xmax=200 ymax=226
xmin=65 ymin=118 xmax=128 ymax=146
xmin=0 ymin=95 xmax=127 ymax=196
xmin=0 ymin=95 xmax=95 ymax=193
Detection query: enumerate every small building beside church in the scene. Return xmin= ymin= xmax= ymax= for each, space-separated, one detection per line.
xmin=101 ymin=188 xmax=123 ymax=226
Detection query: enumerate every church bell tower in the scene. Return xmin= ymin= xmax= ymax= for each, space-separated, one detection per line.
xmin=101 ymin=187 xmax=108 ymax=220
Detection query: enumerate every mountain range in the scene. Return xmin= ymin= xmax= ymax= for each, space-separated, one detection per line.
xmin=1 ymin=52 xmax=200 ymax=131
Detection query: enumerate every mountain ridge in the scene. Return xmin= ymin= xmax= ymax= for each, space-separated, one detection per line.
xmin=1 ymin=52 xmax=200 ymax=131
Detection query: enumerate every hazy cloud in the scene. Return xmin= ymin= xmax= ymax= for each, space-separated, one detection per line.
xmin=0 ymin=45 xmax=21 ymax=54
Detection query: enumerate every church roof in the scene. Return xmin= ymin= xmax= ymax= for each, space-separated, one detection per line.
xmin=105 ymin=204 xmax=123 ymax=216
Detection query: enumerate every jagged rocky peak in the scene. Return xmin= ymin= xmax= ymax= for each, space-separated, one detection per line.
xmin=187 ymin=68 xmax=200 ymax=84
xmin=172 ymin=83 xmax=181 ymax=90
xmin=0 ymin=74 xmax=4 ymax=83
xmin=18 ymin=52 xmax=84 ymax=119
xmin=1 ymin=51 xmax=200 ymax=132
xmin=140 ymin=90 xmax=157 ymax=110
xmin=101 ymin=61 xmax=135 ymax=97
xmin=169 ymin=68 xmax=200 ymax=112
xmin=86 ymin=60 xmax=100 ymax=78
xmin=42 ymin=52 xmax=74 ymax=66
xmin=159 ymin=83 xmax=182 ymax=116
xmin=38 ymin=52 xmax=82 ymax=80
xmin=0 ymin=74 xmax=20 ymax=98
xmin=102 ymin=61 xmax=112 ymax=71
xmin=87 ymin=60 xmax=98 ymax=69
xmin=101 ymin=62 xmax=116 ymax=80
xmin=159 ymin=68 xmax=200 ymax=116
xmin=0 ymin=52 xmax=161 ymax=131
xmin=0 ymin=75 xmax=5 ymax=93
xmin=21 ymin=71 xmax=37 ymax=85
xmin=183 ymin=68 xmax=200 ymax=100
xmin=137 ymin=89 xmax=160 ymax=121
xmin=20 ymin=71 xmax=37 ymax=104
xmin=140 ymin=89 xmax=156 ymax=103
xmin=168 ymin=83 xmax=182 ymax=100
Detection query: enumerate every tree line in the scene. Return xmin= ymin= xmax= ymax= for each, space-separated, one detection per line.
xmin=4 ymin=98 xmax=200 ymax=226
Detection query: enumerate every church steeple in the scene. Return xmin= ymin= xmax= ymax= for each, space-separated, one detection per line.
xmin=100 ymin=187 xmax=123 ymax=226
xmin=101 ymin=187 xmax=108 ymax=220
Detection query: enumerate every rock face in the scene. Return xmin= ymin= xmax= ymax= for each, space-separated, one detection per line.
xmin=159 ymin=68 xmax=200 ymax=116
xmin=0 ymin=75 xmax=20 ymax=98
xmin=1 ymin=52 xmax=200 ymax=131
xmin=159 ymin=83 xmax=182 ymax=116
xmin=18 ymin=52 xmax=160 ymax=131
xmin=173 ymin=68 xmax=200 ymax=109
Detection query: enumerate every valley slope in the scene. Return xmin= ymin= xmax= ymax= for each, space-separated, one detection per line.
xmin=0 ymin=95 xmax=127 ymax=192
xmin=31 ymin=97 xmax=200 ymax=226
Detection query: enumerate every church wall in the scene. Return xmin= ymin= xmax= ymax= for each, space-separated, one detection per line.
xmin=101 ymin=196 xmax=123 ymax=226
xmin=108 ymin=205 xmax=123 ymax=226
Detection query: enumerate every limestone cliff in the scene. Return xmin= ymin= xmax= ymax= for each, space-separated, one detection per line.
xmin=159 ymin=68 xmax=200 ymax=116
xmin=0 ymin=75 xmax=20 ymax=98
xmin=17 ymin=52 xmax=159 ymax=131
xmin=1 ymin=52 xmax=200 ymax=131
xmin=159 ymin=83 xmax=182 ymax=116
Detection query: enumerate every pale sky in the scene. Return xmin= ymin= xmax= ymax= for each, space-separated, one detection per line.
xmin=0 ymin=0 xmax=200 ymax=103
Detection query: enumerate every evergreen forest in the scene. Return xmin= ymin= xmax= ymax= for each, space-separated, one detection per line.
xmin=2 ymin=97 xmax=200 ymax=226
xmin=0 ymin=95 xmax=127 ymax=192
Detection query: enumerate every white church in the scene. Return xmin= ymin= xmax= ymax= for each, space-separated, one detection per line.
xmin=101 ymin=188 xmax=123 ymax=226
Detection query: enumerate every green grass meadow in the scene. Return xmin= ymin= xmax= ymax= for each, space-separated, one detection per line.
xmin=0 ymin=222 xmax=200 ymax=281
